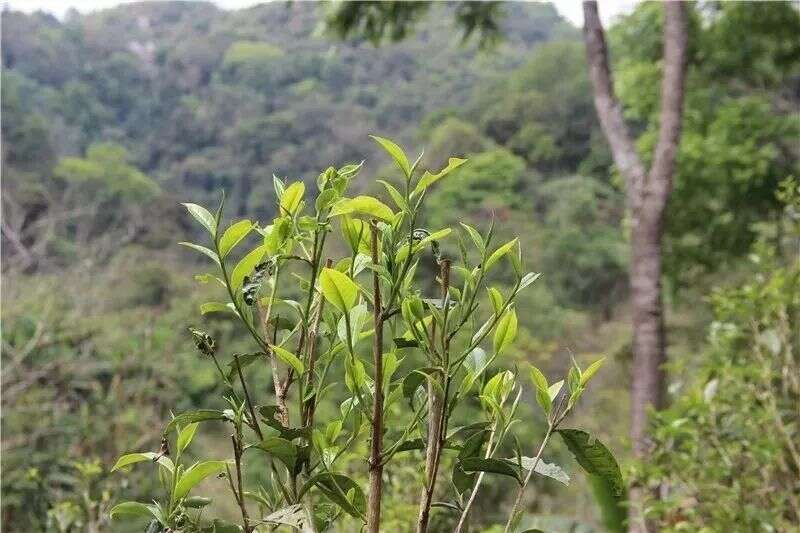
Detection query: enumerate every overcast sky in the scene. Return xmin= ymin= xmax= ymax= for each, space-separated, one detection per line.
xmin=4 ymin=0 xmax=639 ymax=28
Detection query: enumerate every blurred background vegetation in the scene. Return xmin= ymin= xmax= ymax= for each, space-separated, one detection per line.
xmin=1 ymin=1 xmax=798 ymax=531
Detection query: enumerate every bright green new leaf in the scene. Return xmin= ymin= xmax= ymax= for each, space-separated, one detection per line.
xmin=548 ymin=380 xmax=564 ymax=401
xmin=487 ymin=287 xmax=504 ymax=315
xmin=271 ymin=345 xmax=304 ymax=375
xmin=340 ymin=216 xmax=369 ymax=254
xmin=493 ymin=308 xmax=517 ymax=354
xmin=319 ymin=267 xmax=359 ymax=312
xmin=182 ymin=203 xmax=217 ymax=236
xmin=371 ymin=135 xmax=410 ymax=177
xmin=413 ymin=157 xmax=467 ymax=195
xmin=177 ymin=423 xmax=199 ymax=453
xmin=231 ymin=244 xmax=268 ymax=291
xmin=174 ymin=460 xmax=228 ymax=500
xmin=218 ymin=219 xmax=253 ymax=258
xmin=529 ymin=366 xmax=548 ymax=392
xmin=280 ymin=182 xmax=305 ymax=216
xmin=484 ymin=238 xmax=519 ymax=272
xmin=179 ymin=242 xmax=220 ymax=267
xmin=460 ymin=222 xmax=485 ymax=253
xmin=377 ymin=179 xmax=408 ymax=211
xmin=330 ymin=196 xmax=394 ymax=222
xmin=580 ymin=357 xmax=606 ymax=387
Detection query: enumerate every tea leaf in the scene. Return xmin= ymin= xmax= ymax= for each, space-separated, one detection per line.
xmin=218 ymin=219 xmax=254 ymax=259
xmin=319 ymin=267 xmax=359 ymax=313
xmin=371 ymin=135 xmax=410 ymax=177
xmin=182 ymin=203 xmax=217 ymax=236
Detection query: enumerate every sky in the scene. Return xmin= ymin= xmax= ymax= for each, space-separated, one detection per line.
xmin=3 ymin=0 xmax=639 ymax=28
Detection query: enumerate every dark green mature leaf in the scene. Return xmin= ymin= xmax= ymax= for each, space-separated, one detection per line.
xmin=254 ymin=437 xmax=297 ymax=469
xmin=225 ymin=352 xmax=264 ymax=381
xmin=459 ymin=457 xmax=522 ymax=484
xmin=258 ymin=405 xmax=311 ymax=440
xmin=300 ymin=472 xmax=366 ymax=519
xmin=184 ymin=496 xmax=212 ymax=508
xmin=402 ymin=367 xmax=440 ymax=403
xmin=163 ymin=410 xmax=228 ymax=436
xmin=109 ymin=501 xmax=160 ymax=521
xmin=557 ymin=429 xmax=623 ymax=496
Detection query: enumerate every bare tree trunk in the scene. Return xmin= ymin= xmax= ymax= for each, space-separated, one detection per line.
xmin=583 ymin=2 xmax=688 ymax=530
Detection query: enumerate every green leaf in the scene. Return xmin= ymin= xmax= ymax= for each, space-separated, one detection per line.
xmin=459 ymin=457 xmax=522 ymax=484
xmin=280 ymin=182 xmax=305 ymax=216
xmin=402 ymin=367 xmax=439 ymax=403
xmin=371 ymin=135 xmax=410 ymax=177
xmin=200 ymin=302 xmax=235 ymax=315
xmin=377 ymin=179 xmax=408 ymax=211
xmin=529 ymin=366 xmax=548 ymax=392
xmin=264 ymin=504 xmax=315 ymax=532
xmin=218 ymin=219 xmax=254 ymax=259
xmin=484 ymin=238 xmax=518 ymax=272
xmin=493 ymin=308 xmax=517 ymax=355
xmin=255 ymin=437 xmax=298 ymax=470
xmin=580 ymin=357 xmax=606 ymax=387
xmin=487 ymin=287 xmax=504 ymax=315
xmin=557 ymin=429 xmax=624 ymax=496
xmin=271 ymin=345 xmax=304 ymax=375
xmin=519 ymin=457 xmax=570 ymax=485
xmin=163 ymin=409 xmax=228 ymax=435
xmin=177 ymin=423 xmax=199 ymax=453
xmin=111 ymin=452 xmax=172 ymax=472
xmin=231 ymin=244 xmax=268 ymax=291
xmin=319 ymin=267 xmax=359 ymax=313
xmin=300 ymin=472 xmax=366 ymax=519
xmin=413 ymin=157 xmax=467 ymax=195
xmin=519 ymin=271 xmax=541 ymax=290
xmin=340 ymin=216 xmax=369 ymax=254
xmin=225 ymin=352 xmax=264 ymax=381
xmin=109 ymin=501 xmax=159 ymax=521
xmin=174 ymin=460 xmax=228 ymax=500
xmin=548 ymin=380 xmax=564 ymax=401
xmin=179 ymin=242 xmax=220 ymax=266
xmin=330 ymin=196 xmax=394 ymax=222
xmin=460 ymin=222 xmax=485 ymax=253
xmin=184 ymin=496 xmax=212 ymax=508
xmin=182 ymin=203 xmax=217 ymax=236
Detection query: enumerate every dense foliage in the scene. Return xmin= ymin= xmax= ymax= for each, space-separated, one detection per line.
xmin=2 ymin=1 xmax=798 ymax=531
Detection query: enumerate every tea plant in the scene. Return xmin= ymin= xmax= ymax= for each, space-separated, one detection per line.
xmin=110 ymin=136 xmax=621 ymax=532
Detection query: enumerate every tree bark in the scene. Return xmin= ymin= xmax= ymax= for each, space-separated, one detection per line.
xmin=366 ymin=222 xmax=385 ymax=533
xmin=583 ymin=1 xmax=688 ymax=530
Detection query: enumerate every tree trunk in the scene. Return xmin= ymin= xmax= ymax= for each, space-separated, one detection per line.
xmin=583 ymin=2 xmax=688 ymax=530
